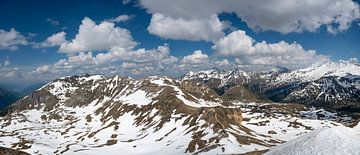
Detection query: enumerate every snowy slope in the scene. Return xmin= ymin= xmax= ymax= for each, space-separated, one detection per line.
xmin=265 ymin=126 xmax=360 ymax=155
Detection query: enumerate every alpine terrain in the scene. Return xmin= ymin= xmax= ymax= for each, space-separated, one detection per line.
xmin=0 ymin=59 xmax=359 ymax=154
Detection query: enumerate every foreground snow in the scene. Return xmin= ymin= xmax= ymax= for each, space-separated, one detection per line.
xmin=266 ymin=126 xmax=360 ymax=155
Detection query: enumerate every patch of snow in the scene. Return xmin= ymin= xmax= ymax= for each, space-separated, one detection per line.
xmin=114 ymin=89 xmax=153 ymax=106
xmin=79 ymin=75 xmax=103 ymax=84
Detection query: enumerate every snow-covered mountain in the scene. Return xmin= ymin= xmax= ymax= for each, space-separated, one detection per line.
xmin=273 ymin=59 xmax=360 ymax=83
xmin=1 ymin=74 xmax=358 ymax=154
xmin=182 ymin=68 xmax=254 ymax=90
xmin=183 ymin=59 xmax=360 ymax=111
xmin=270 ymin=59 xmax=360 ymax=110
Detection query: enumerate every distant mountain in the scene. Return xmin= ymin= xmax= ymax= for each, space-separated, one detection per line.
xmin=182 ymin=60 xmax=360 ymax=111
xmin=269 ymin=66 xmax=290 ymax=74
xmin=182 ymin=67 xmax=261 ymax=95
xmin=0 ymin=88 xmax=19 ymax=110
xmin=266 ymin=60 xmax=360 ymax=111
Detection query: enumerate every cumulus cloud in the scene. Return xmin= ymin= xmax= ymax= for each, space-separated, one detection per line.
xmin=96 ymin=44 xmax=176 ymax=64
xmin=34 ymin=65 xmax=50 ymax=73
xmin=215 ymin=59 xmax=229 ymax=67
xmin=176 ymin=50 xmax=216 ymax=71
xmin=140 ymin=0 xmax=360 ymax=34
xmin=33 ymin=44 xmax=180 ymax=78
xmin=38 ymin=31 xmax=67 ymax=48
xmin=181 ymin=50 xmax=209 ymax=64
xmin=59 ymin=17 xmax=137 ymax=53
xmin=147 ymin=13 xmax=225 ymax=41
xmin=213 ymin=30 xmax=254 ymax=56
xmin=0 ymin=28 xmax=28 ymax=51
xmin=213 ymin=30 xmax=320 ymax=65
xmin=231 ymin=0 xmax=360 ymax=34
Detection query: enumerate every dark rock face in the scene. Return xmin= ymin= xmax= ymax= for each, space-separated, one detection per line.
xmin=262 ymin=82 xmax=307 ymax=102
xmin=0 ymin=147 xmax=30 ymax=155
xmin=222 ymin=86 xmax=269 ymax=103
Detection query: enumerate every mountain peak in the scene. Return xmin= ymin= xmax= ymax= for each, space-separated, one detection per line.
xmin=270 ymin=65 xmax=290 ymax=74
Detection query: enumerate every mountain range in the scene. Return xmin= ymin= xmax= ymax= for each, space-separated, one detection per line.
xmin=184 ymin=59 xmax=360 ymax=112
xmin=0 ymin=60 xmax=359 ymax=154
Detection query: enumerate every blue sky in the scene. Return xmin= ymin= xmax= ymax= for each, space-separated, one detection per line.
xmin=0 ymin=0 xmax=360 ymax=90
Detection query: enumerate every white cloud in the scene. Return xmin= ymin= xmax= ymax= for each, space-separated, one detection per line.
xmin=213 ymin=30 xmax=253 ymax=56
xmin=215 ymin=59 xmax=229 ymax=67
xmin=176 ymin=50 xmax=213 ymax=71
xmin=34 ymin=44 xmax=180 ymax=77
xmin=39 ymin=31 xmax=67 ymax=48
xmin=147 ymin=13 xmax=225 ymax=41
xmin=0 ymin=28 xmax=28 ymax=51
xmin=109 ymin=14 xmax=134 ymax=23
xmin=95 ymin=44 xmax=177 ymax=64
xmin=213 ymin=30 xmax=320 ymax=65
xmin=0 ymin=61 xmax=22 ymax=79
xmin=121 ymin=62 xmax=137 ymax=69
xmin=232 ymin=0 xmax=360 ymax=34
xmin=181 ymin=50 xmax=209 ymax=64
xmin=2 ymin=70 xmax=19 ymax=78
xmin=122 ymin=0 xmax=131 ymax=4
xmin=140 ymin=0 xmax=360 ymax=34
xmin=46 ymin=18 xmax=60 ymax=26
xmin=4 ymin=60 xmax=10 ymax=66
xmin=59 ymin=17 xmax=137 ymax=53
xmin=34 ymin=65 xmax=50 ymax=73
